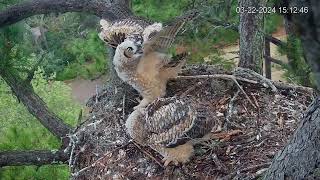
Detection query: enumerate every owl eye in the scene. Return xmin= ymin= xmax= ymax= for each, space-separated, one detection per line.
xmin=126 ymin=47 xmax=133 ymax=52
xmin=124 ymin=47 xmax=134 ymax=58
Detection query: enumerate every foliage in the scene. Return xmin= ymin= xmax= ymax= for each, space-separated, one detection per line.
xmin=0 ymin=69 xmax=81 ymax=179
xmin=55 ymin=30 xmax=107 ymax=80
xmin=203 ymin=53 xmax=236 ymax=70
xmin=132 ymin=0 xmax=190 ymax=21
xmin=265 ymin=14 xmax=282 ymax=35
xmin=35 ymin=13 xmax=107 ymax=80
xmin=278 ymin=36 xmax=314 ymax=87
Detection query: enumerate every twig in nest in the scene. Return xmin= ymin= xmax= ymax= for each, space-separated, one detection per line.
xmin=224 ymin=90 xmax=241 ymax=129
xmin=132 ymin=141 xmax=164 ymax=168
xmin=177 ymin=75 xmax=257 ymax=109
xmin=222 ymin=162 xmax=271 ymax=179
xmin=95 ymin=85 xmax=99 ymax=104
xmin=197 ymin=130 xmax=242 ymax=145
xmin=209 ymin=129 xmax=242 ymax=142
xmin=71 ymin=142 xmax=131 ymax=177
xmin=68 ymin=140 xmax=76 ymax=170
xmin=230 ymin=77 xmax=257 ymax=109
xmin=177 ymin=74 xmax=257 ymax=84
xmin=180 ymin=81 xmax=203 ymax=97
xmin=251 ymin=94 xmax=260 ymax=109
xmin=211 ymin=153 xmax=228 ymax=173
xmin=122 ymin=94 xmax=126 ymax=124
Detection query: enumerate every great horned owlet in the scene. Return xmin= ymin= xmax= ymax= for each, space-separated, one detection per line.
xmin=113 ymin=11 xmax=198 ymax=109
xmin=125 ymin=97 xmax=215 ymax=166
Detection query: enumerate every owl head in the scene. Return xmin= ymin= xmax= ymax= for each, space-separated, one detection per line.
xmin=114 ymin=37 xmax=143 ymax=65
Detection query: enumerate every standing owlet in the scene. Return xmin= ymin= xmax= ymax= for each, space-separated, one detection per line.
xmin=113 ymin=11 xmax=198 ymax=109
xmin=125 ymin=97 xmax=215 ymax=166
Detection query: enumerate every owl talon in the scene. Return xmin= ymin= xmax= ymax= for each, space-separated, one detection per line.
xmin=162 ymin=156 xmax=179 ymax=166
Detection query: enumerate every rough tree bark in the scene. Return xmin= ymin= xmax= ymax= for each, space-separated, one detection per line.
xmin=0 ymin=150 xmax=68 ymax=166
xmin=264 ymin=0 xmax=320 ymax=179
xmin=238 ymin=0 xmax=266 ymax=74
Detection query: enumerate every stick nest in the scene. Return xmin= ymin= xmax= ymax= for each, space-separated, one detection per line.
xmin=68 ymin=65 xmax=314 ymax=179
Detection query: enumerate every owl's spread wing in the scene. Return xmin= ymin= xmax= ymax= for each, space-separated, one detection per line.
xmin=143 ymin=10 xmax=199 ymax=54
xmin=145 ymin=97 xmax=213 ymax=148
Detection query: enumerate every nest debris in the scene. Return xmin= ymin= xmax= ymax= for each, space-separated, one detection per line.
xmin=68 ymin=65 xmax=314 ymax=180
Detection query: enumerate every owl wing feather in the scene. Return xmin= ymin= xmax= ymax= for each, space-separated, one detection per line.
xmin=145 ymin=97 xmax=213 ymax=149
xmin=143 ymin=10 xmax=199 ymax=54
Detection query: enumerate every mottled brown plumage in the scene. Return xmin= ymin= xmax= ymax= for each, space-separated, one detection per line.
xmin=126 ymin=97 xmax=216 ymax=166
xmin=99 ymin=10 xmax=199 ymax=49
xmin=113 ymin=11 xmax=198 ymax=109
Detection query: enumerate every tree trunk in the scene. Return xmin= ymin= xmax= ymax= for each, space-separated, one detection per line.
xmin=238 ymin=0 xmax=266 ymax=74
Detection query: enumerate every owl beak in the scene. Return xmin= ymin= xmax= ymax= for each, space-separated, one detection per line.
xmin=136 ymin=45 xmax=143 ymax=54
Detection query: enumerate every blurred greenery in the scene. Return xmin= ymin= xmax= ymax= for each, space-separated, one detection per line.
xmin=0 ymin=0 xmax=307 ymax=179
xmin=278 ymin=35 xmax=314 ymax=87
xmin=0 ymin=69 xmax=81 ymax=179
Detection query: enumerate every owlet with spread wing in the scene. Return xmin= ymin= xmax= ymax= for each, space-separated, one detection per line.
xmin=113 ymin=11 xmax=198 ymax=109
xmin=125 ymin=97 xmax=216 ymax=166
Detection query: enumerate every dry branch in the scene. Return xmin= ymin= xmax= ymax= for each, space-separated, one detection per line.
xmin=0 ymin=150 xmax=68 ymax=167
xmin=0 ymin=0 xmax=132 ymax=28
xmin=178 ymin=71 xmax=314 ymax=96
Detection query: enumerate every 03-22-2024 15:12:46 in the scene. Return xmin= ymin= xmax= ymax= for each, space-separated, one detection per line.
xmin=236 ymin=6 xmax=309 ymax=14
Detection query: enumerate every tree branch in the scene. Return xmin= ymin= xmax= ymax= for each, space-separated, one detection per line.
xmin=0 ymin=0 xmax=133 ymax=28
xmin=264 ymin=55 xmax=288 ymax=67
xmin=0 ymin=150 xmax=68 ymax=167
xmin=0 ymin=69 xmax=71 ymax=142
